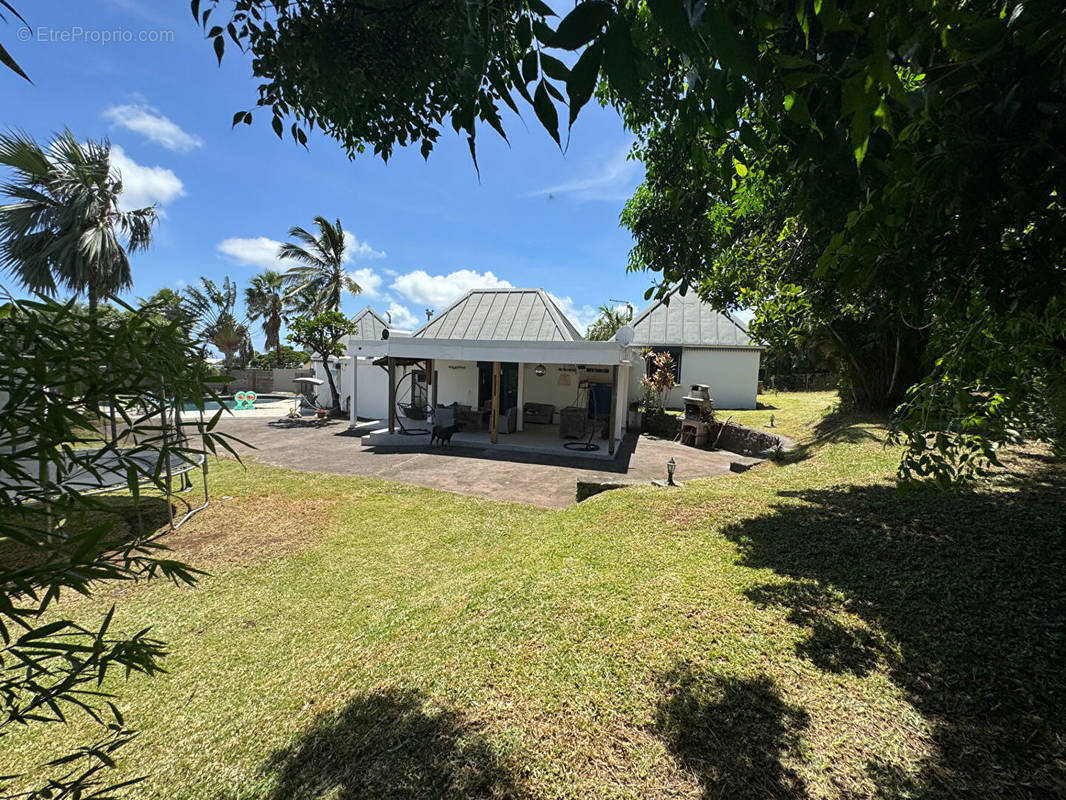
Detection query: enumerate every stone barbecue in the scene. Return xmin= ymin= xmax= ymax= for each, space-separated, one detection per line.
xmin=680 ymin=384 xmax=714 ymax=447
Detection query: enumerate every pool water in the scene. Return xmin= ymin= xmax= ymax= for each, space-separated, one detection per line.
xmin=181 ymin=394 xmax=288 ymax=413
xmin=182 ymin=399 xmax=234 ymax=413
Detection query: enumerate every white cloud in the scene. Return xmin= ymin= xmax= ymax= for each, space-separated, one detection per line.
xmin=548 ymin=292 xmax=600 ymax=335
xmin=384 ymin=302 xmax=419 ymax=330
xmin=390 ymin=268 xmax=514 ymax=309
xmin=216 ymin=236 xmax=283 ymax=269
xmin=342 ymin=231 xmax=385 ymax=260
xmin=104 ymin=104 xmax=203 ymax=152
xmin=527 ymin=145 xmax=643 ymax=203
xmin=110 ymin=145 xmax=185 ymax=210
xmin=348 ymin=267 xmax=383 ymax=298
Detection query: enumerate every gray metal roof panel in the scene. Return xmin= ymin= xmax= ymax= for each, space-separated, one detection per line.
xmin=351 ymin=306 xmax=388 ymax=341
xmin=411 ymin=288 xmax=582 ymax=341
xmin=630 ymin=288 xmax=758 ymax=347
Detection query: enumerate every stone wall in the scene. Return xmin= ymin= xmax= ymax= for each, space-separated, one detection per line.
xmin=641 ymin=410 xmax=681 ymax=439
xmin=706 ymin=421 xmax=791 ymax=457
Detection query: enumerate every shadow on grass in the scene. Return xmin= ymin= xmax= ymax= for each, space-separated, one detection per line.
xmin=656 ymin=667 xmax=809 ymax=799
xmin=719 ymin=468 xmax=1066 ymax=797
xmin=261 ymin=688 xmax=521 ymax=799
xmin=745 ymin=582 xmax=882 ymax=676
xmin=0 ymin=495 xmax=177 ymax=568
xmin=776 ymin=409 xmax=886 ymax=464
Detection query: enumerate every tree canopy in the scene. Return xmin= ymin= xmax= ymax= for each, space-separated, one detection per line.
xmin=286 ymin=311 xmax=358 ymax=411
xmin=278 ymin=216 xmax=361 ymax=314
xmin=0 ymin=130 xmax=157 ymax=312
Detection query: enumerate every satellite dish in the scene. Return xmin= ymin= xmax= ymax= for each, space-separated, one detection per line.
xmin=614 ymin=325 xmax=635 ymax=345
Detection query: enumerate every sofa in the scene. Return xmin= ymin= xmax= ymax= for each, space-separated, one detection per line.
xmin=523 ymin=402 xmax=555 ymax=425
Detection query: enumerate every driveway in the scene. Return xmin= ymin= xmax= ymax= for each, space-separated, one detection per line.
xmin=218 ymin=416 xmax=743 ymax=509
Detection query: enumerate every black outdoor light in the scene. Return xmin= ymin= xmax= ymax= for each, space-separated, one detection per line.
xmin=534 ymin=364 xmax=546 ymax=377
xmin=666 ymin=457 xmax=677 ymax=486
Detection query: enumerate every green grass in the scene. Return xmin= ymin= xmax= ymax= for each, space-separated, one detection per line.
xmin=5 ymin=392 xmax=1064 ymax=799
xmin=727 ymin=391 xmax=841 ymax=443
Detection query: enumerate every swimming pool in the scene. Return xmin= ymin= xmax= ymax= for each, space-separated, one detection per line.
xmin=181 ymin=394 xmax=290 ymax=413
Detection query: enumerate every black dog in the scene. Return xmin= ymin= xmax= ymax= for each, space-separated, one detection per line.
xmin=430 ymin=424 xmax=460 ymax=446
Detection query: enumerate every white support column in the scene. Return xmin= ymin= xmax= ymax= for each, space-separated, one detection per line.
xmin=614 ymin=364 xmax=629 ymax=444
xmin=348 ymin=355 xmax=359 ymax=430
xmin=516 ymin=362 xmax=525 ymax=432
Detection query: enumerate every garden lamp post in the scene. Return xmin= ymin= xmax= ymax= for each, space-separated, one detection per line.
xmin=666 ymin=457 xmax=677 ymax=486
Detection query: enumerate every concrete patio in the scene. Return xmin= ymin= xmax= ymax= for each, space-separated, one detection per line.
xmin=364 ymin=422 xmax=622 ymax=460
xmin=218 ymin=415 xmax=749 ymax=509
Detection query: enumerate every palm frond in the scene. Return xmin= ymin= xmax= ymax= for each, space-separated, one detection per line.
xmin=0 ymin=130 xmax=50 ymax=177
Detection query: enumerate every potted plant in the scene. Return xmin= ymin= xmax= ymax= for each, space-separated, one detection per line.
xmin=639 ymin=349 xmax=681 ymax=438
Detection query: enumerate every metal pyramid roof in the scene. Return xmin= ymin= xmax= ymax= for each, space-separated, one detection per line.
xmin=411 ymin=289 xmax=583 ymax=342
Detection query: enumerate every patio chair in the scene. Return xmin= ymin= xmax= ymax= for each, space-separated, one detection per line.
xmin=453 ymin=404 xmax=481 ymax=431
xmin=523 ymin=402 xmax=555 ymax=425
xmin=500 ymin=406 xmax=518 ymax=434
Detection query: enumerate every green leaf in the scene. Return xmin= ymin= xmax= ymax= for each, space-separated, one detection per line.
xmin=553 ymin=1 xmax=612 ymax=50
xmin=566 ymin=41 xmax=602 ymax=127
xmin=213 ymin=35 xmax=225 ymax=65
xmin=738 ymin=123 xmax=762 ymax=151
xmin=0 ymin=42 xmax=29 ymax=82
xmin=540 ymin=53 xmax=570 ymax=82
xmin=532 ymin=19 xmax=557 ymax=46
xmin=522 ymin=50 xmax=538 ymax=84
xmin=517 ymin=16 xmax=532 ymax=49
xmin=601 ymin=17 xmax=639 ymax=103
xmin=487 ymin=66 xmax=520 ymax=115
xmin=533 ymin=80 xmax=561 ymax=146
xmin=526 ymin=0 xmax=557 ymax=17
xmin=271 ymin=114 xmax=284 ymax=139
xmin=646 ymin=0 xmax=697 ymax=50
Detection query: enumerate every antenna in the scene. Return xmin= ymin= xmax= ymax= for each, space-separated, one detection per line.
xmin=610 ymin=298 xmax=634 ymax=320
xmin=385 ymin=310 xmax=392 ymax=325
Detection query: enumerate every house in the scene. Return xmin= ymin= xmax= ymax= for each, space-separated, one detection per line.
xmin=312 ymin=306 xmax=410 ymax=421
xmin=628 ymin=288 xmax=763 ymax=410
xmin=318 ymin=286 xmax=762 ymax=457
xmin=365 ymin=288 xmax=635 ymax=457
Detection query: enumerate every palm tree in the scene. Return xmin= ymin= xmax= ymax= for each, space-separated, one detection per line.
xmin=209 ymin=314 xmax=250 ymax=374
xmin=587 ymin=304 xmax=629 ymax=341
xmin=278 ymin=216 xmax=360 ymax=312
xmin=244 ymin=270 xmax=286 ymax=367
xmin=184 ymin=277 xmax=249 ymax=374
xmin=0 ymin=130 xmax=157 ymax=313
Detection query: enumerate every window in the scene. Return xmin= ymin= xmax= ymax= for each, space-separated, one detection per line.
xmin=646 ymin=347 xmax=682 ymax=382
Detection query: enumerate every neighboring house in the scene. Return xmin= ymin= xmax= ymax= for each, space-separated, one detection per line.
xmin=312 ymin=306 xmax=410 ymax=420
xmin=628 ymin=288 xmax=763 ymax=410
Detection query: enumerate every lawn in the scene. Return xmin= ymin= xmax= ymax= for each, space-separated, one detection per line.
xmin=5 ymin=392 xmax=1064 ymax=799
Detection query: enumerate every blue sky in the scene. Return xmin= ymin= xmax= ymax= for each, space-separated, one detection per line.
xmin=3 ymin=0 xmax=655 ymax=346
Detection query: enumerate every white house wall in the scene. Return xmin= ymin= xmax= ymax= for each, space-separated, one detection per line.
xmin=315 ymin=358 xmax=391 ymax=421
xmin=432 ymin=359 xmax=478 ymax=408
xmin=629 ymin=348 xmax=761 ymax=410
